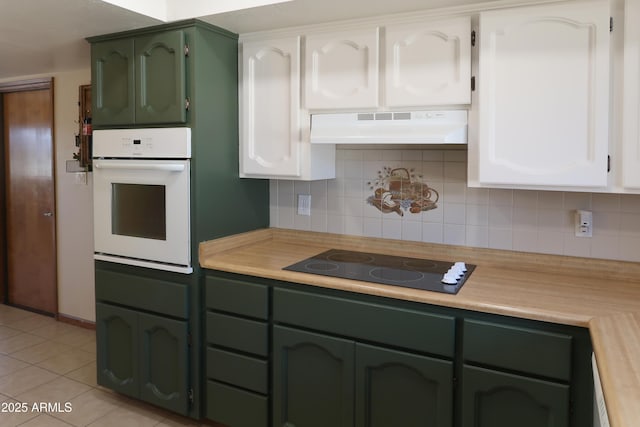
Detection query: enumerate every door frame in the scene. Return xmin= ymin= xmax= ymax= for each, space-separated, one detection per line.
xmin=0 ymin=77 xmax=57 ymax=313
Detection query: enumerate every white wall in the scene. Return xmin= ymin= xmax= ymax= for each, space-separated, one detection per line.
xmin=270 ymin=147 xmax=640 ymax=262
xmin=52 ymin=69 xmax=95 ymax=322
xmin=1 ymin=68 xmax=95 ymax=322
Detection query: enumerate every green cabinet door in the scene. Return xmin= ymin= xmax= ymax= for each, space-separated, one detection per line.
xmin=96 ymin=303 xmax=139 ymax=398
xmin=355 ymin=343 xmax=453 ymax=427
xmin=92 ymin=39 xmax=136 ymax=126
xmin=139 ymin=312 xmax=189 ymax=415
xmin=273 ymin=325 xmax=354 ymax=427
xmin=96 ymin=302 xmax=189 ymax=415
xmin=135 ymin=30 xmax=187 ymax=125
xmin=461 ymin=365 xmax=570 ymax=427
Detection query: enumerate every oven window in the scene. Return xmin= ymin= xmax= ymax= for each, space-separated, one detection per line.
xmin=111 ymin=183 xmax=166 ymax=240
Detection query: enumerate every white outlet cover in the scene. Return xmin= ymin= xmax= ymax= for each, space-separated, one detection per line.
xmin=574 ymin=210 xmax=593 ymax=237
xmin=297 ymin=194 xmax=311 ymax=216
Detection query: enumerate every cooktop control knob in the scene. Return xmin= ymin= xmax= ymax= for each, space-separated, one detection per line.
xmin=447 ymin=267 xmax=463 ymax=278
xmin=454 ymin=262 xmax=467 ymax=272
xmin=441 ymin=273 xmax=459 ymax=285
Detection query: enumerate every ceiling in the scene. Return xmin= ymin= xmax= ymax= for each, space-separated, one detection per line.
xmin=0 ymin=0 xmax=491 ymax=80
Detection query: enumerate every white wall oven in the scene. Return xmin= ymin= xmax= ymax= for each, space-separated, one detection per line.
xmin=93 ymin=128 xmax=192 ymax=274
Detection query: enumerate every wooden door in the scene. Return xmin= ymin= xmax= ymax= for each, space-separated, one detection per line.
xmin=3 ymin=83 xmax=57 ymax=314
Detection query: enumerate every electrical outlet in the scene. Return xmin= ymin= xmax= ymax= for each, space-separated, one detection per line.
xmin=575 ymin=210 xmax=593 ymax=237
xmin=297 ymin=194 xmax=311 ymax=216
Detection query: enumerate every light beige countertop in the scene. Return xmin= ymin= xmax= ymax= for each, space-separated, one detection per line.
xmin=200 ymin=228 xmax=640 ymax=427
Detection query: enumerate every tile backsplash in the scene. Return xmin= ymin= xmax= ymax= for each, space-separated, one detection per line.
xmin=269 ymin=148 xmax=640 ymax=262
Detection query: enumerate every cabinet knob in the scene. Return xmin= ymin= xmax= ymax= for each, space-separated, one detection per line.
xmin=43 ymin=212 xmax=53 ymax=217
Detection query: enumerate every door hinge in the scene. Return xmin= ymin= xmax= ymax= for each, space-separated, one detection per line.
xmin=608 ymin=155 xmax=611 ymax=172
xmin=471 ymin=76 xmax=476 ymax=92
xmin=471 ymin=30 xmax=476 ymax=47
xmin=610 ymin=17 xmax=613 ymax=32
xmin=188 ymin=388 xmax=194 ymax=405
xmin=187 ymin=333 xmax=192 ymax=347
xmin=185 ymin=98 xmax=191 ymax=111
xmin=184 ymin=44 xmax=190 ymax=56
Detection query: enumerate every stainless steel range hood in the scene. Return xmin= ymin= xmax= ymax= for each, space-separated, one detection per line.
xmin=310 ymin=110 xmax=467 ymax=145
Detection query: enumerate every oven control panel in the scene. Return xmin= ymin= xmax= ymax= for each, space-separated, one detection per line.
xmin=93 ymin=128 xmax=192 ymax=159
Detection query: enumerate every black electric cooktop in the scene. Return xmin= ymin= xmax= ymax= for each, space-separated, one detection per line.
xmin=283 ymin=249 xmax=475 ymax=295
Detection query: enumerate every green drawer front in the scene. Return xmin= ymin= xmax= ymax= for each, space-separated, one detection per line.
xmin=273 ymin=288 xmax=455 ymax=358
xmin=205 ymin=276 xmax=268 ymax=320
xmin=207 ymin=380 xmax=268 ymax=427
xmin=206 ymin=347 xmax=268 ymax=394
xmin=95 ymin=269 xmax=188 ymax=318
xmin=206 ymin=312 xmax=268 ymax=356
xmin=463 ymin=320 xmax=572 ymax=381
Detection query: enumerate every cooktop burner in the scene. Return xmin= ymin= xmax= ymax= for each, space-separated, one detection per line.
xmin=284 ymin=249 xmax=475 ymax=294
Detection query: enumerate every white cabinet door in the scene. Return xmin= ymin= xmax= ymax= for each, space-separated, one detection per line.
xmin=305 ymin=28 xmax=379 ymax=110
xmin=473 ymin=0 xmax=610 ymax=188
xmin=241 ymin=37 xmax=302 ymax=177
xmin=623 ymin=0 xmax=640 ymax=188
xmin=385 ymin=16 xmax=471 ymax=107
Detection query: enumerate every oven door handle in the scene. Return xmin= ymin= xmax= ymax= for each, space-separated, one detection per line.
xmin=93 ymin=162 xmax=185 ymax=172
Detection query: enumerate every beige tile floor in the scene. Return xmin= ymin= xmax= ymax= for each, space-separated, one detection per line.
xmin=0 ymin=304 xmax=212 ymax=427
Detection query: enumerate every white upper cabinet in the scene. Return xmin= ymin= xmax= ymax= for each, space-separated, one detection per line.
xmin=241 ymin=37 xmax=302 ymax=178
xmin=304 ymin=28 xmax=380 ymax=110
xmin=623 ymin=0 xmax=640 ymax=189
xmin=471 ymin=0 xmax=610 ymax=189
xmin=385 ymin=16 xmax=471 ymax=107
xmin=240 ymin=36 xmax=335 ymax=180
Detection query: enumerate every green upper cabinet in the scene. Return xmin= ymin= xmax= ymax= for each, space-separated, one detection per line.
xmin=91 ymin=29 xmax=188 ymax=126
xmin=92 ymin=38 xmax=135 ymax=126
xmin=135 ymin=30 xmax=187 ymax=125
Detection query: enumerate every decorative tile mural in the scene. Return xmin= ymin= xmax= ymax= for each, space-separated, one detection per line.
xmin=366 ymin=167 xmax=439 ymax=216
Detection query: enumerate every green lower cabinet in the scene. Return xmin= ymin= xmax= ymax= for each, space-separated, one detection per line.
xmin=206 ymin=272 xmax=592 ymax=427
xmin=96 ymin=303 xmax=139 ymax=398
xmin=355 ymin=343 xmax=453 ymax=427
xmin=274 ymin=325 xmax=355 ymax=427
xmin=96 ymin=302 xmax=190 ymax=415
xmin=207 ymin=381 xmax=268 ymax=427
xmin=273 ymin=325 xmax=454 ymax=427
xmin=461 ymin=365 xmax=570 ymax=427
xmin=139 ymin=313 xmax=189 ymax=414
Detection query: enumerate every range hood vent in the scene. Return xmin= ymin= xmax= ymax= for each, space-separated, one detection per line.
xmin=310 ymin=110 xmax=467 ymax=144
